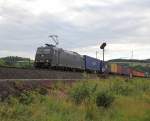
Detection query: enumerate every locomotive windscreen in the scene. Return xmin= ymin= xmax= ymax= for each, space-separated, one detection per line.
xmin=36 ymin=48 xmax=51 ymax=54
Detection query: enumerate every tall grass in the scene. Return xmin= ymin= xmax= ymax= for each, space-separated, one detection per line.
xmin=0 ymin=76 xmax=149 ymax=121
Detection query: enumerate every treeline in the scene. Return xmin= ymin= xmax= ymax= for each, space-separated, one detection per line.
xmin=109 ymin=59 xmax=150 ymax=63
xmin=0 ymin=56 xmax=34 ymax=68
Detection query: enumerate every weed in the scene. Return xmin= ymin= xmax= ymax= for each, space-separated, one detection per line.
xmin=69 ymin=83 xmax=90 ymax=104
xmin=96 ymin=91 xmax=114 ymax=108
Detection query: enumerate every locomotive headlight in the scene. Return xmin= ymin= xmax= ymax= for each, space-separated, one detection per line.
xmin=46 ymin=60 xmax=49 ymax=62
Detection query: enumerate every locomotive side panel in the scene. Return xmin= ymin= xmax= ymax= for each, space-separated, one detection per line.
xmin=51 ymin=47 xmax=59 ymax=67
xmin=58 ymin=50 xmax=84 ymax=70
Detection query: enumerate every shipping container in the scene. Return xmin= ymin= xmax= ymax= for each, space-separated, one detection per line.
xmin=84 ymin=55 xmax=102 ymax=72
xmin=138 ymin=72 xmax=145 ymax=77
xmin=108 ymin=62 xmax=145 ymax=78
xmin=122 ymin=66 xmax=129 ymax=75
xmin=133 ymin=70 xmax=145 ymax=77
xmin=110 ymin=63 xmax=117 ymax=73
xmin=117 ymin=64 xmax=122 ymax=74
xmin=132 ymin=70 xmax=137 ymax=77
xmin=107 ymin=63 xmax=111 ymax=73
xmin=128 ymin=68 xmax=133 ymax=78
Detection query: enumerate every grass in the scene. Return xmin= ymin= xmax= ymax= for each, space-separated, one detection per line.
xmin=0 ymin=76 xmax=150 ymax=121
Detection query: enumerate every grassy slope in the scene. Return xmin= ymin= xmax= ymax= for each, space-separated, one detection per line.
xmin=0 ymin=76 xmax=150 ymax=121
xmin=0 ymin=56 xmax=34 ymax=68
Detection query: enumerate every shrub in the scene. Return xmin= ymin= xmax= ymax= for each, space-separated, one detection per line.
xmin=18 ymin=91 xmax=35 ymax=105
xmin=112 ymin=81 xmax=135 ymax=96
xmin=96 ymin=91 xmax=114 ymax=108
xmin=69 ymin=83 xmax=90 ymax=104
xmin=38 ymin=87 xmax=48 ymax=95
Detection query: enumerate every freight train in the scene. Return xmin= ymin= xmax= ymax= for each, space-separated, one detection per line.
xmin=34 ymin=44 xmax=148 ymax=78
xmin=34 ymin=44 xmax=104 ymax=73
xmin=108 ymin=63 xmax=148 ymax=78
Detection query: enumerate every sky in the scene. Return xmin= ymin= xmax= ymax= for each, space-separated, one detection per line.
xmin=0 ymin=0 xmax=150 ymax=60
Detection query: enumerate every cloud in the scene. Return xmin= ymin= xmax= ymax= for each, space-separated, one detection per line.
xmin=73 ymin=43 xmax=150 ymax=60
xmin=0 ymin=0 xmax=150 ymax=59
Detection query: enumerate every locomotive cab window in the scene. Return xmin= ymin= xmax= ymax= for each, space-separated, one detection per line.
xmin=43 ymin=49 xmax=50 ymax=53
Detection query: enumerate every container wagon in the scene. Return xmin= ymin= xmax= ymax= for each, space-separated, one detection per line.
xmin=110 ymin=63 xmax=118 ymax=74
xmin=117 ymin=64 xmax=122 ymax=75
xmin=122 ymin=67 xmax=129 ymax=76
xmin=132 ymin=70 xmax=145 ymax=77
xmin=84 ymin=55 xmax=102 ymax=72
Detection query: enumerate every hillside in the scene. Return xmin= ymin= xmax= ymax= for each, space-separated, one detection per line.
xmin=108 ymin=59 xmax=150 ymax=63
xmin=0 ymin=56 xmax=33 ymax=68
xmin=144 ymin=59 xmax=150 ymax=63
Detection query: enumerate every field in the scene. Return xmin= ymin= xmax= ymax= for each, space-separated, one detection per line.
xmin=0 ymin=76 xmax=150 ymax=121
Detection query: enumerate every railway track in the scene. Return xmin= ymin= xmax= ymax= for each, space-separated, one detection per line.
xmin=0 ymin=79 xmax=90 ymax=81
xmin=0 ymin=65 xmax=106 ymax=100
xmin=0 ymin=66 xmax=99 ymax=80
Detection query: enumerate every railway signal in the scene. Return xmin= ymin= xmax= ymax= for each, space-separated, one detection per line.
xmin=100 ymin=42 xmax=107 ymax=74
xmin=100 ymin=42 xmax=106 ymax=49
xmin=100 ymin=42 xmax=107 ymax=62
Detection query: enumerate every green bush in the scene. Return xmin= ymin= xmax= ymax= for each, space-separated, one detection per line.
xmin=0 ymin=59 xmax=6 ymax=66
xmin=96 ymin=91 xmax=114 ymax=108
xmin=38 ymin=87 xmax=48 ymax=95
xmin=112 ymin=81 xmax=135 ymax=96
xmin=69 ymin=83 xmax=90 ymax=104
xmin=18 ymin=91 xmax=34 ymax=105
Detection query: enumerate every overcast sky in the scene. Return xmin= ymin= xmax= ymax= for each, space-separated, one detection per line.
xmin=0 ymin=0 xmax=150 ymax=60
